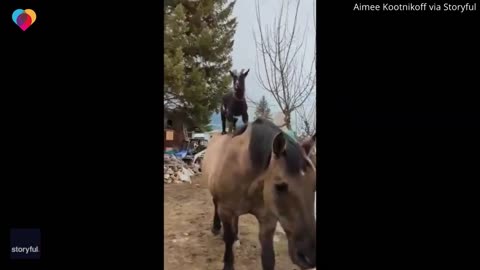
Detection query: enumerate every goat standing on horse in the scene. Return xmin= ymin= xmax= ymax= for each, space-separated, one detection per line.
xmin=221 ymin=69 xmax=250 ymax=134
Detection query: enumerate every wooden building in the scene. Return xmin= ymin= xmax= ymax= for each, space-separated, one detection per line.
xmin=164 ymin=111 xmax=194 ymax=151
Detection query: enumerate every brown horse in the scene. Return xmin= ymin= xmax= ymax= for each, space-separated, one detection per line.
xmin=202 ymin=118 xmax=316 ymax=270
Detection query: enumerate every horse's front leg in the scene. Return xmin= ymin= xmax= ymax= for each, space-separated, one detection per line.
xmin=219 ymin=209 xmax=237 ymax=270
xmin=211 ymin=198 xmax=222 ymax=235
xmin=257 ymin=215 xmax=277 ymax=270
xmin=233 ymin=216 xmax=240 ymax=247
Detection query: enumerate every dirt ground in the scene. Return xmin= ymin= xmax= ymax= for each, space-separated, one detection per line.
xmin=164 ymin=175 xmax=300 ymax=270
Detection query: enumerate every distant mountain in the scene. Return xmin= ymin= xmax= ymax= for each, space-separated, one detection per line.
xmin=210 ymin=112 xmax=222 ymax=131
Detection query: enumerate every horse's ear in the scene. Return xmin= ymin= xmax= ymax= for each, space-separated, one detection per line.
xmin=243 ymin=69 xmax=250 ymax=77
xmin=272 ymin=132 xmax=287 ymax=157
xmin=301 ymin=135 xmax=316 ymax=156
xmin=229 ymin=70 xmax=235 ymax=77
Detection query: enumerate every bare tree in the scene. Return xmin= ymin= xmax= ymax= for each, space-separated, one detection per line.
xmin=313 ymin=0 xmax=316 ymax=69
xmin=296 ymin=102 xmax=316 ymax=138
xmin=296 ymin=0 xmax=317 ymax=137
xmin=295 ymin=0 xmax=317 ymax=135
xmin=253 ymin=0 xmax=315 ymax=130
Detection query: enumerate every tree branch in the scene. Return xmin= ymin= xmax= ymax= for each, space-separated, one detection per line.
xmin=253 ymin=0 xmax=315 ymax=130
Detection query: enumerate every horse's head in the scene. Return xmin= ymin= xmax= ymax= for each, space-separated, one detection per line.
xmin=229 ymin=68 xmax=250 ymax=95
xmin=263 ymin=132 xmax=316 ymax=269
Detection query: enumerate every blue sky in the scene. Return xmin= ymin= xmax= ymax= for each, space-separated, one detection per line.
xmin=230 ymin=0 xmax=316 ymax=129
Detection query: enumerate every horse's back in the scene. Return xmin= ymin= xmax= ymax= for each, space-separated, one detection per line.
xmin=202 ymin=134 xmax=231 ymax=191
xmin=202 ymin=131 xmax=251 ymax=199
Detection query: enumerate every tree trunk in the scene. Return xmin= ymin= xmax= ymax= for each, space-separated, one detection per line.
xmin=283 ymin=111 xmax=291 ymax=130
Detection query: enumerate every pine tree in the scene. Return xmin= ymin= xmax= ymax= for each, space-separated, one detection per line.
xmin=164 ymin=4 xmax=187 ymax=102
xmin=164 ymin=0 xmax=237 ymax=128
xmin=255 ymin=96 xmax=272 ymax=120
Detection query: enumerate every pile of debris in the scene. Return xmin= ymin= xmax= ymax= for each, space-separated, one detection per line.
xmin=164 ymin=155 xmax=201 ymax=184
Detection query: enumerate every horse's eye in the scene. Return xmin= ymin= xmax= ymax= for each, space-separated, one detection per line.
xmin=275 ymin=183 xmax=288 ymax=193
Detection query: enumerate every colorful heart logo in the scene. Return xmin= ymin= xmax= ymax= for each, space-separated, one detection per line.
xmin=12 ymin=9 xmax=37 ymax=31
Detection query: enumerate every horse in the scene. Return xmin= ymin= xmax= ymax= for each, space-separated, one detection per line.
xmin=202 ymin=118 xmax=316 ymax=270
xmin=221 ymin=69 xmax=250 ymax=135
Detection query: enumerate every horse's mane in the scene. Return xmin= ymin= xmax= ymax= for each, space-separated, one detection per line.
xmin=233 ymin=118 xmax=308 ymax=176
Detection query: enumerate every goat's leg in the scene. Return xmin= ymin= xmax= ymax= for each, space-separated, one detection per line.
xmin=221 ymin=110 xmax=227 ymax=135
xmin=241 ymin=113 xmax=249 ymax=126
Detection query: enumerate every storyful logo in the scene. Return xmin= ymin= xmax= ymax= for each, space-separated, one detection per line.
xmin=10 ymin=228 xmax=41 ymax=260
xmin=12 ymin=9 xmax=37 ymax=31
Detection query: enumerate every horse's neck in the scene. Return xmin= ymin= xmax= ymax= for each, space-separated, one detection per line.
xmin=246 ymin=171 xmax=267 ymax=199
xmin=247 ymin=177 xmax=261 ymax=198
